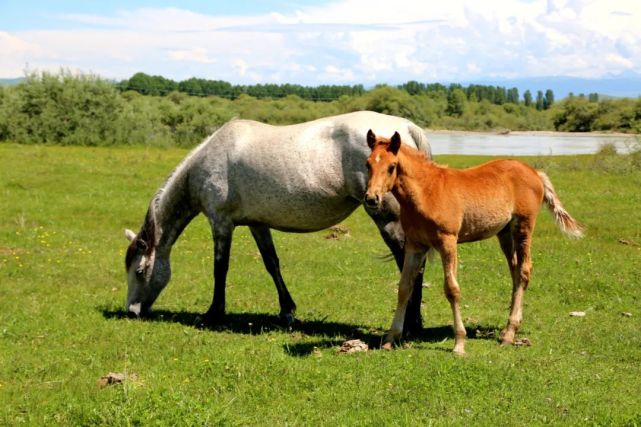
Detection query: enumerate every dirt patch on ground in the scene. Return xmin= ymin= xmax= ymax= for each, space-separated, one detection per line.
xmin=0 ymin=247 xmax=27 ymax=256
xmin=324 ymin=224 xmax=351 ymax=240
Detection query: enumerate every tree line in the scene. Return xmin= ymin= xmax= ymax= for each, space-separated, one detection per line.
xmin=118 ymin=72 xmax=365 ymax=101
xmin=0 ymin=70 xmax=639 ymax=147
xmin=120 ymin=72 xmax=557 ymax=109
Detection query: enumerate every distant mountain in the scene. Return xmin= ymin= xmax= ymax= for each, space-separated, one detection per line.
xmin=470 ymin=72 xmax=641 ymax=99
xmin=0 ymin=78 xmax=24 ymax=86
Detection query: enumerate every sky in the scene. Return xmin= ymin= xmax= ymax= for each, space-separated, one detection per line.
xmin=1 ymin=0 xmax=641 ymax=86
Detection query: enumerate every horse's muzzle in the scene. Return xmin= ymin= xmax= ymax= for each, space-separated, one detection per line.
xmin=126 ymin=302 xmax=149 ymax=319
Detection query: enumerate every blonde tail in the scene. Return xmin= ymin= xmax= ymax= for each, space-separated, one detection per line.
xmin=538 ymin=171 xmax=585 ymax=238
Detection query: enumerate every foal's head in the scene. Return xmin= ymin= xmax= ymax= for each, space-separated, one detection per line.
xmin=364 ymin=130 xmax=401 ymax=209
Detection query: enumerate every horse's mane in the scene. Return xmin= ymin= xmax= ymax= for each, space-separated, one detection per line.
xmin=141 ymin=128 xmax=223 ymax=250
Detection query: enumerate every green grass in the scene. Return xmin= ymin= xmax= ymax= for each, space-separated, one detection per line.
xmin=1 ymin=143 xmax=640 ymax=425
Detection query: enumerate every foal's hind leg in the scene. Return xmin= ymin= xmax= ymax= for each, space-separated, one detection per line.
xmin=365 ymin=194 xmax=426 ymax=334
xmin=500 ymin=219 xmax=535 ymax=345
xmin=250 ymin=225 xmax=297 ymax=325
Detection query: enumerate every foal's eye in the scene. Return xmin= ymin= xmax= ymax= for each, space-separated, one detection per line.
xmin=388 ymin=164 xmax=396 ymax=174
xmin=365 ymin=162 xmax=371 ymax=171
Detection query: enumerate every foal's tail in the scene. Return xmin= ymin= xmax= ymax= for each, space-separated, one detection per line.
xmin=538 ymin=171 xmax=585 ymax=238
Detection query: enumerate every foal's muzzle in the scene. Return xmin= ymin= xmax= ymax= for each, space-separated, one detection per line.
xmin=364 ymin=193 xmax=381 ymax=208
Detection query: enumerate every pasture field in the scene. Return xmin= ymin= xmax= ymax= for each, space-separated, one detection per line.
xmin=1 ymin=143 xmax=640 ymax=425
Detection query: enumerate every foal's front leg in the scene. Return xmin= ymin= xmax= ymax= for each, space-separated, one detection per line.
xmin=438 ymin=236 xmax=466 ymax=355
xmin=383 ymin=244 xmax=426 ymax=349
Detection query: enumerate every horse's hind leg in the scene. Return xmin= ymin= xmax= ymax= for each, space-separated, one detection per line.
xmin=365 ymin=194 xmax=425 ymax=335
xmin=203 ymin=218 xmax=235 ymax=325
xmin=500 ymin=218 xmax=535 ymax=345
xmin=250 ymin=225 xmax=297 ymax=325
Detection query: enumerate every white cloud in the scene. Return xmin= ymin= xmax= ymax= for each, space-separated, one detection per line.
xmin=0 ymin=32 xmax=45 ymax=76
xmin=323 ymin=65 xmax=355 ymax=81
xmin=1 ymin=1 xmax=641 ymax=82
xmin=168 ymin=48 xmax=216 ymax=64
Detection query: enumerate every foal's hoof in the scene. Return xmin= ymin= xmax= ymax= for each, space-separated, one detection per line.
xmin=279 ymin=312 xmax=296 ymax=327
xmin=453 ymin=347 xmax=466 ymax=356
xmin=382 ymin=342 xmax=394 ymax=351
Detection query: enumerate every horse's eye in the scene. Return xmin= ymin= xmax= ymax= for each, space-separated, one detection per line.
xmin=388 ymin=164 xmax=396 ymax=174
xmin=135 ymin=267 xmax=145 ymax=278
xmin=365 ymin=162 xmax=371 ymax=171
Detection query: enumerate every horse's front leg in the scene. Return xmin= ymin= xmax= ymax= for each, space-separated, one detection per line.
xmin=203 ymin=219 xmax=234 ymax=325
xmin=383 ymin=244 xmax=426 ymax=349
xmin=249 ymin=225 xmax=297 ymax=325
xmin=365 ymin=195 xmax=425 ymax=334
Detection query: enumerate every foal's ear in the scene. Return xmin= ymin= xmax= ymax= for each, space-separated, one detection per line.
xmin=389 ymin=131 xmax=401 ymax=154
xmin=366 ymin=129 xmax=376 ymax=149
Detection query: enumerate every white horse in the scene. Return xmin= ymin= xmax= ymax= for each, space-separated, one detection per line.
xmin=124 ymin=111 xmax=431 ymax=329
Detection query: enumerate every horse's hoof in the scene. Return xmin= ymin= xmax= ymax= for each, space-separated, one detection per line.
xmin=279 ymin=312 xmax=296 ymax=327
xmin=198 ymin=310 xmax=224 ymax=327
xmin=402 ymin=322 xmax=423 ymax=338
xmin=382 ymin=342 xmax=394 ymax=351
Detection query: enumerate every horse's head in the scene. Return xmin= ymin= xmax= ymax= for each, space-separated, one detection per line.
xmin=364 ymin=129 xmax=401 ymax=209
xmin=123 ymin=220 xmax=170 ymax=318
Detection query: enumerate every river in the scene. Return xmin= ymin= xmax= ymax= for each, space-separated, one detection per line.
xmin=425 ymin=131 xmax=638 ymax=156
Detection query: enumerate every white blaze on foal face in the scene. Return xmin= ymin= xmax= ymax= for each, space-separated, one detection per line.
xmin=364 ymin=131 xmax=402 ymax=208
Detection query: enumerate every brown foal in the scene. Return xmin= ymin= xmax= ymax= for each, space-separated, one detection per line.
xmin=365 ymin=130 xmax=584 ymax=354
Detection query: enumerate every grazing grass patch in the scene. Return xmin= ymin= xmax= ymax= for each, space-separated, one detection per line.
xmin=1 ymin=144 xmax=640 ymax=425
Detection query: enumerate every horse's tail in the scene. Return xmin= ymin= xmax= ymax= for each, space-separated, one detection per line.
xmin=537 ymin=171 xmax=585 ymax=238
xmin=408 ymin=123 xmax=432 ymax=160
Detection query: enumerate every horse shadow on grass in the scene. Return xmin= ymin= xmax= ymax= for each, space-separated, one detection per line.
xmin=100 ymin=308 xmax=501 ymax=357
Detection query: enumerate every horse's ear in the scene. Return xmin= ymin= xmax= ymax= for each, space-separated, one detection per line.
xmin=390 ymin=131 xmax=401 ymax=154
xmin=125 ymin=229 xmax=137 ymax=242
xmin=366 ymin=129 xmax=376 ymax=149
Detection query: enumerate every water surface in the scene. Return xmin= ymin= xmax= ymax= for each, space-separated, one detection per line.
xmin=426 ymin=131 xmax=637 ymax=156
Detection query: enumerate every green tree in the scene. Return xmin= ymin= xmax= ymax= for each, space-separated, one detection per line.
xmin=446 ymin=88 xmax=467 ymax=117
xmin=507 ymin=87 xmax=519 ymax=104
xmin=553 ymin=97 xmax=598 ymax=131
xmin=544 ymin=89 xmax=555 ymax=110
xmin=523 ymin=90 xmax=533 ymax=107
xmin=536 ymin=90 xmax=545 ymax=111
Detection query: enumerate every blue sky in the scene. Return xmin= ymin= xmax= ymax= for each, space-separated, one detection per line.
xmin=1 ymin=0 xmax=641 ymax=85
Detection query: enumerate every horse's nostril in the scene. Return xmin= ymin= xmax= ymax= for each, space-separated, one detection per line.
xmin=365 ymin=195 xmax=378 ymax=206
